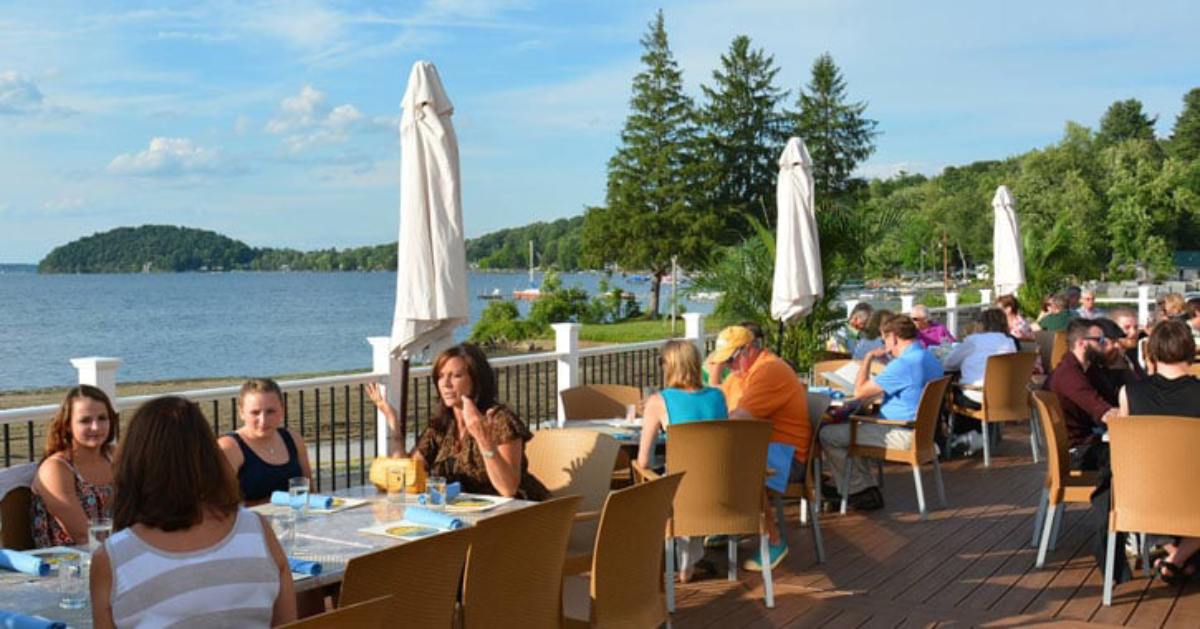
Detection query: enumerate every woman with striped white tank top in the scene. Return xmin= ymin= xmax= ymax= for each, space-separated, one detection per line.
xmin=90 ymin=396 xmax=296 ymax=628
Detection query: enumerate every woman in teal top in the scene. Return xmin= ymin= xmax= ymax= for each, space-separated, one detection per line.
xmin=637 ymin=339 xmax=729 ymax=469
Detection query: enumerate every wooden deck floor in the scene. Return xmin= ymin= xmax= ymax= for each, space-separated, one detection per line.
xmin=669 ymin=426 xmax=1200 ymax=628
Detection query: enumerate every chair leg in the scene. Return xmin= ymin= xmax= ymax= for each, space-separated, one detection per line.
xmin=1103 ymin=531 xmax=1117 ymax=606
xmin=931 ymin=453 xmax=947 ymax=507
xmin=1029 ymin=417 xmax=1040 ymax=463
xmin=1031 ymin=488 xmax=1048 ymax=548
xmin=760 ymin=533 xmax=775 ymax=609
xmin=727 ymin=537 xmax=737 ymax=582
xmin=773 ymin=495 xmax=787 ymax=539
xmin=840 ymin=456 xmax=852 ymax=515
xmin=877 ymin=459 xmax=885 ymax=489
xmin=1141 ymin=533 xmax=1151 ymax=578
xmin=1035 ymin=499 xmax=1057 ymax=568
xmin=1049 ymin=503 xmax=1064 ymax=550
xmin=981 ymin=421 xmax=991 ymax=467
xmin=809 ymin=497 xmax=826 ymax=563
xmin=813 ymin=458 xmax=823 ymax=518
xmin=911 ymin=463 xmax=927 ymax=519
xmin=665 ymin=538 xmax=676 ymax=613
xmin=799 ymin=497 xmax=809 ymax=527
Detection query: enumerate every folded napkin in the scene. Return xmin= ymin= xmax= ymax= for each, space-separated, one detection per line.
xmin=287 ymin=557 xmax=322 ymax=576
xmin=765 ymin=442 xmax=796 ymax=494
xmin=403 ymin=506 xmax=464 ymax=530
xmin=418 ymin=482 xmax=461 ymax=505
xmin=0 ymin=549 xmax=50 ymax=577
xmin=270 ymin=491 xmax=334 ymax=510
xmin=0 ymin=610 xmax=66 ymax=629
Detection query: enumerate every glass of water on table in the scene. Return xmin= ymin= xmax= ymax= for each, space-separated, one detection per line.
xmin=289 ymin=476 xmax=311 ymax=518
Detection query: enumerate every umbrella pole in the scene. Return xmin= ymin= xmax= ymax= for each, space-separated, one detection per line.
xmin=776 ymin=320 xmax=785 ymax=355
xmin=399 ymin=357 xmax=410 ymax=448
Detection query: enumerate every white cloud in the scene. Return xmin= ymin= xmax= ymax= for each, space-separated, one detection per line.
xmin=854 ymin=161 xmax=945 ymax=180
xmin=155 ymin=30 xmax=235 ymax=43
xmin=0 ymin=70 xmax=73 ymax=117
xmin=107 ymin=137 xmax=237 ymax=177
xmin=42 ymin=196 xmax=86 ymax=212
xmin=265 ymin=85 xmax=380 ymax=152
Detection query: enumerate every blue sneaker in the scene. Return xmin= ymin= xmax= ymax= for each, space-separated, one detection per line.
xmin=742 ymin=541 xmax=788 ymax=572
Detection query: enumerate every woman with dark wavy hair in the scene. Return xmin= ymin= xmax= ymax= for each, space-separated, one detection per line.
xmin=30 ymin=385 xmax=117 ymax=547
xmin=368 ymin=343 xmax=548 ymax=500
xmin=90 ymin=396 xmax=295 ymax=628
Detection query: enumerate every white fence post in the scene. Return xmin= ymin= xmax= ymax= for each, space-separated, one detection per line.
xmin=980 ymin=289 xmax=992 ymax=305
xmin=367 ymin=337 xmax=401 ymax=456
xmin=683 ymin=313 xmax=705 ymax=356
xmin=945 ymin=291 xmax=959 ymax=338
xmin=900 ymin=294 xmax=915 ymax=314
xmin=844 ymin=299 xmax=860 ymax=319
xmin=553 ymin=323 xmax=580 ymax=427
xmin=1137 ymin=285 xmax=1151 ymax=326
xmin=71 ymin=357 xmax=122 ymax=400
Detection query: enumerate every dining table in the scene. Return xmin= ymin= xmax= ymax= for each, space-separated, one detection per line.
xmin=0 ymin=484 xmax=534 ymax=628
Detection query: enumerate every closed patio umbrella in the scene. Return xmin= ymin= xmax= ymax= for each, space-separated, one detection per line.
xmin=992 ymin=185 xmax=1024 ymax=298
xmin=389 ymin=61 xmax=468 ymax=440
xmin=771 ymin=137 xmax=823 ymax=326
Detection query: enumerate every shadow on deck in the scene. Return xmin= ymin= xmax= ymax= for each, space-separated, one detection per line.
xmin=670 ymin=426 xmax=1200 ymax=628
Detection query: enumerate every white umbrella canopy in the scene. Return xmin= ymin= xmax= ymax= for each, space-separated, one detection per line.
xmin=389 ymin=61 xmax=468 ymax=359
xmin=992 ymin=185 xmax=1025 ymax=298
xmin=771 ymin=137 xmax=824 ymax=323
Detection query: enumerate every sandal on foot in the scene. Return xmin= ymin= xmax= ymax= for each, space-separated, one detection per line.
xmin=1154 ymin=559 xmax=1188 ymax=586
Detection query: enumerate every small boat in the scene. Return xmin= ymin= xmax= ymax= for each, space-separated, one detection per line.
xmin=513 ymin=287 xmax=542 ymax=301
xmin=478 ymin=288 xmax=504 ymax=300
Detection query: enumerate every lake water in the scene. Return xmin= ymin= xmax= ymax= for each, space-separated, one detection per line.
xmin=0 ymin=270 xmax=712 ymax=391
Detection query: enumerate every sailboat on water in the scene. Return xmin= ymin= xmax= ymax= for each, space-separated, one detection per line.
xmin=512 ymin=240 xmax=542 ymax=301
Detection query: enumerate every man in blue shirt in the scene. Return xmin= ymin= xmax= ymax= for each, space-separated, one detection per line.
xmin=819 ymin=314 xmax=944 ymax=509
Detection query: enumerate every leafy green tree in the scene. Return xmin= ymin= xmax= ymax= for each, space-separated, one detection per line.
xmin=791 ymin=53 xmax=879 ymax=197
xmin=1104 ymin=139 xmax=1197 ymax=278
xmin=698 ymin=35 xmax=789 ymax=235
xmin=470 ymin=300 xmax=538 ymax=346
xmin=1096 ymin=98 xmax=1157 ymax=149
xmin=1168 ymin=88 xmax=1200 ymax=162
xmin=581 ymin=10 xmax=717 ymax=317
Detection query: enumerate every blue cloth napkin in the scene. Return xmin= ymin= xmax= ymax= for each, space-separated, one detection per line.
xmin=0 ymin=610 xmax=66 ymax=629
xmin=0 ymin=549 xmax=50 ymax=577
xmin=417 ymin=481 xmax=461 ymax=505
xmin=765 ymin=442 xmax=796 ymax=493
xmin=269 ymin=491 xmax=334 ymax=509
xmin=403 ymin=506 xmax=465 ymax=530
xmin=287 ymin=557 xmax=322 ymax=576
xmin=808 ymin=386 xmax=833 ymax=395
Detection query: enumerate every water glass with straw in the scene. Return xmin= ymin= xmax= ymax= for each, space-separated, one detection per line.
xmin=289 ymin=476 xmax=310 ymax=519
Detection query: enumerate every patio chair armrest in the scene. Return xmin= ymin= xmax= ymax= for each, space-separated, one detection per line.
xmin=849 ymin=414 xmax=915 ymax=427
xmin=631 ymin=462 xmax=660 ymax=483
xmin=573 ymin=510 xmax=601 ymax=523
xmin=953 ymin=382 xmax=984 ymax=392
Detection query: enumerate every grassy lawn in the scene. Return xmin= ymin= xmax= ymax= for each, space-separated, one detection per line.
xmin=576 ymin=317 xmax=694 ymax=343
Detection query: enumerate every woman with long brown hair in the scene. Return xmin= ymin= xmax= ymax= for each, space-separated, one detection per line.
xmin=30 ymin=385 xmax=117 ymax=547
xmin=90 ymin=396 xmax=295 ymax=628
xmin=367 ymin=343 xmax=548 ymax=500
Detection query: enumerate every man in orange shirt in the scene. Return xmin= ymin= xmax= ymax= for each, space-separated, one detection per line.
xmin=706 ymin=325 xmax=810 ymax=572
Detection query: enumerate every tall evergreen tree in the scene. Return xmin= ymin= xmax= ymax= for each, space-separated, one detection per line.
xmin=1168 ymin=88 xmax=1200 ymax=162
xmin=792 ymin=53 xmax=878 ymax=197
xmin=1095 ymin=98 xmax=1157 ymax=148
xmin=581 ymin=10 xmax=716 ymax=317
xmin=699 ymin=35 xmax=789 ymax=237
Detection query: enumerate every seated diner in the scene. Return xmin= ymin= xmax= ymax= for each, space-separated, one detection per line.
xmin=218 ymin=378 xmax=313 ymax=505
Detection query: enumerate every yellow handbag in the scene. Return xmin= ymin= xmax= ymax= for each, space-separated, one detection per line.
xmin=368 ymin=457 xmax=427 ymax=494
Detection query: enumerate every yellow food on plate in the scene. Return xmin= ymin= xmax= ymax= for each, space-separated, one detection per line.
xmin=386 ymin=525 xmax=437 ymax=538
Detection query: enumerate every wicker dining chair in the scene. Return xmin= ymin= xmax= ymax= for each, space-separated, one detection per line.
xmin=279 ymin=594 xmax=392 ymax=628
xmin=558 ymin=384 xmax=641 ymax=421
xmin=526 ymin=429 xmax=620 ymax=568
xmin=0 ymin=462 xmax=36 ymax=550
xmin=338 ymin=527 xmax=473 ymax=628
xmin=1029 ymin=391 xmax=1098 ymax=568
xmin=768 ymin=392 xmax=829 ymax=562
xmin=561 ymin=473 xmax=684 ymax=628
xmin=950 ymin=351 xmax=1040 ymax=467
xmin=811 ymin=360 xmax=852 ymax=388
xmin=1104 ymin=416 xmax=1200 ymax=605
xmin=843 ymin=376 xmax=952 ymax=520
xmin=461 ymin=495 xmax=582 ymax=629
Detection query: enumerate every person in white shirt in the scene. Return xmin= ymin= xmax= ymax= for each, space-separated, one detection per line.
xmin=1077 ymin=289 xmax=1105 ymax=319
xmin=942 ymin=309 xmax=1018 ymax=455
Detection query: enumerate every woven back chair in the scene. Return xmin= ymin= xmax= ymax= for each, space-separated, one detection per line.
xmin=0 ymin=463 xmax=36 ymax=550
xmin=462 ymin=495 xmax=581 ymax=629
xmin=280 ymin=595 xmax=392 ymax=628
xmin=1029 ymin=391 xmax=1098 ymax=567
xmin=1103 ymin=415 xmax=1200 ymax=605
xmin=844 ymin=376 xmax=951 ymax=519
xmin=812 ymin=359 xmax=851 ymax=388
xmin=526 ymin=429 xmax=620 ymax=563
xmin=951 ymin=351 xmax=1040 ymax=466
xmin=561 ymin=473 xmax=684 ymax=628
xmin=664 ymin=419 xmax=777 ymax=608
xmin=339 ymin=527 xmax=473 ymax=628
xmin=768 ymin=392 xmax=829 ymax=562
xmin=559 ymin=385 xmax=641 ymax=421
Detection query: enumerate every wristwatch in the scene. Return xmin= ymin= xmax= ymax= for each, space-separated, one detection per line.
xmin=479 ymin=445 xmax=496 ymax=459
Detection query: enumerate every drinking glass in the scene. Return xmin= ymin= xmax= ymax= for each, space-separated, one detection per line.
xmin=426 ymin=476 xmax=447 ymax=508
xmin=58 ymin=555 xmax=87 ymax=610
xmin=271 ymin=512 xmax=295 ymax=551
xmin=386 ymin=467 xmax=407 ymax=504
xmin=625 ymin=403 xmax=637 ymax=424
xmin=288 ymin=476 xmax=311 ymax=518
xmin=88 ymin=517 xmax=113 ymax=553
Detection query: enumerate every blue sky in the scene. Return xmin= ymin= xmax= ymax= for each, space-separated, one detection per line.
xmin=1 ymin=0 xmax=1198 ymax=263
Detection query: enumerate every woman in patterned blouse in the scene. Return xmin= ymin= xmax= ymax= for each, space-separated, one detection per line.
xmin=30 ymin=385 xmax=116 ymax=547
xmin=367 ymin=343 xmax=548 ymax=500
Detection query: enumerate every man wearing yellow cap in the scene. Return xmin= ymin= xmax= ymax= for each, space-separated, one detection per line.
xmin=705 ymin=325 xmax=810 ymax=572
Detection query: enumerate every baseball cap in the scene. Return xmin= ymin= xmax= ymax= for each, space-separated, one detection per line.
xmin=706 ymin=326 xmax=755 ymax=365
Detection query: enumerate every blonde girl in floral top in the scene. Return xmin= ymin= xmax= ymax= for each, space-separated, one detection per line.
xmin=30 ymin=385 xmax=116 ymax=547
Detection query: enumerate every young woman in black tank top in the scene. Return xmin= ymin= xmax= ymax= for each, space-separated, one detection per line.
xmin=217 ymin=379 xmax=313 ymax=505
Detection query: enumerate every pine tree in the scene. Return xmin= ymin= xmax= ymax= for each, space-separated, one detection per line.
xmin=1168 ymin=88 xmax=1200 ymax=162
xmin=792 ymin=53 xmax=878 ymax=197
xmin=1095 ymin=98 xmax=1157 ymax=148
xmin=581 ymin=10 xmax=716 ymax=317
xmin=698 ymin=35 xmax=789 ymax=237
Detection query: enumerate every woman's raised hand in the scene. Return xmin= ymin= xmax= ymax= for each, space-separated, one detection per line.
xmin=459 ymin=397 xmax=492 ymax=445
xmin=365 ymin=383 xmax=387 ymax=409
